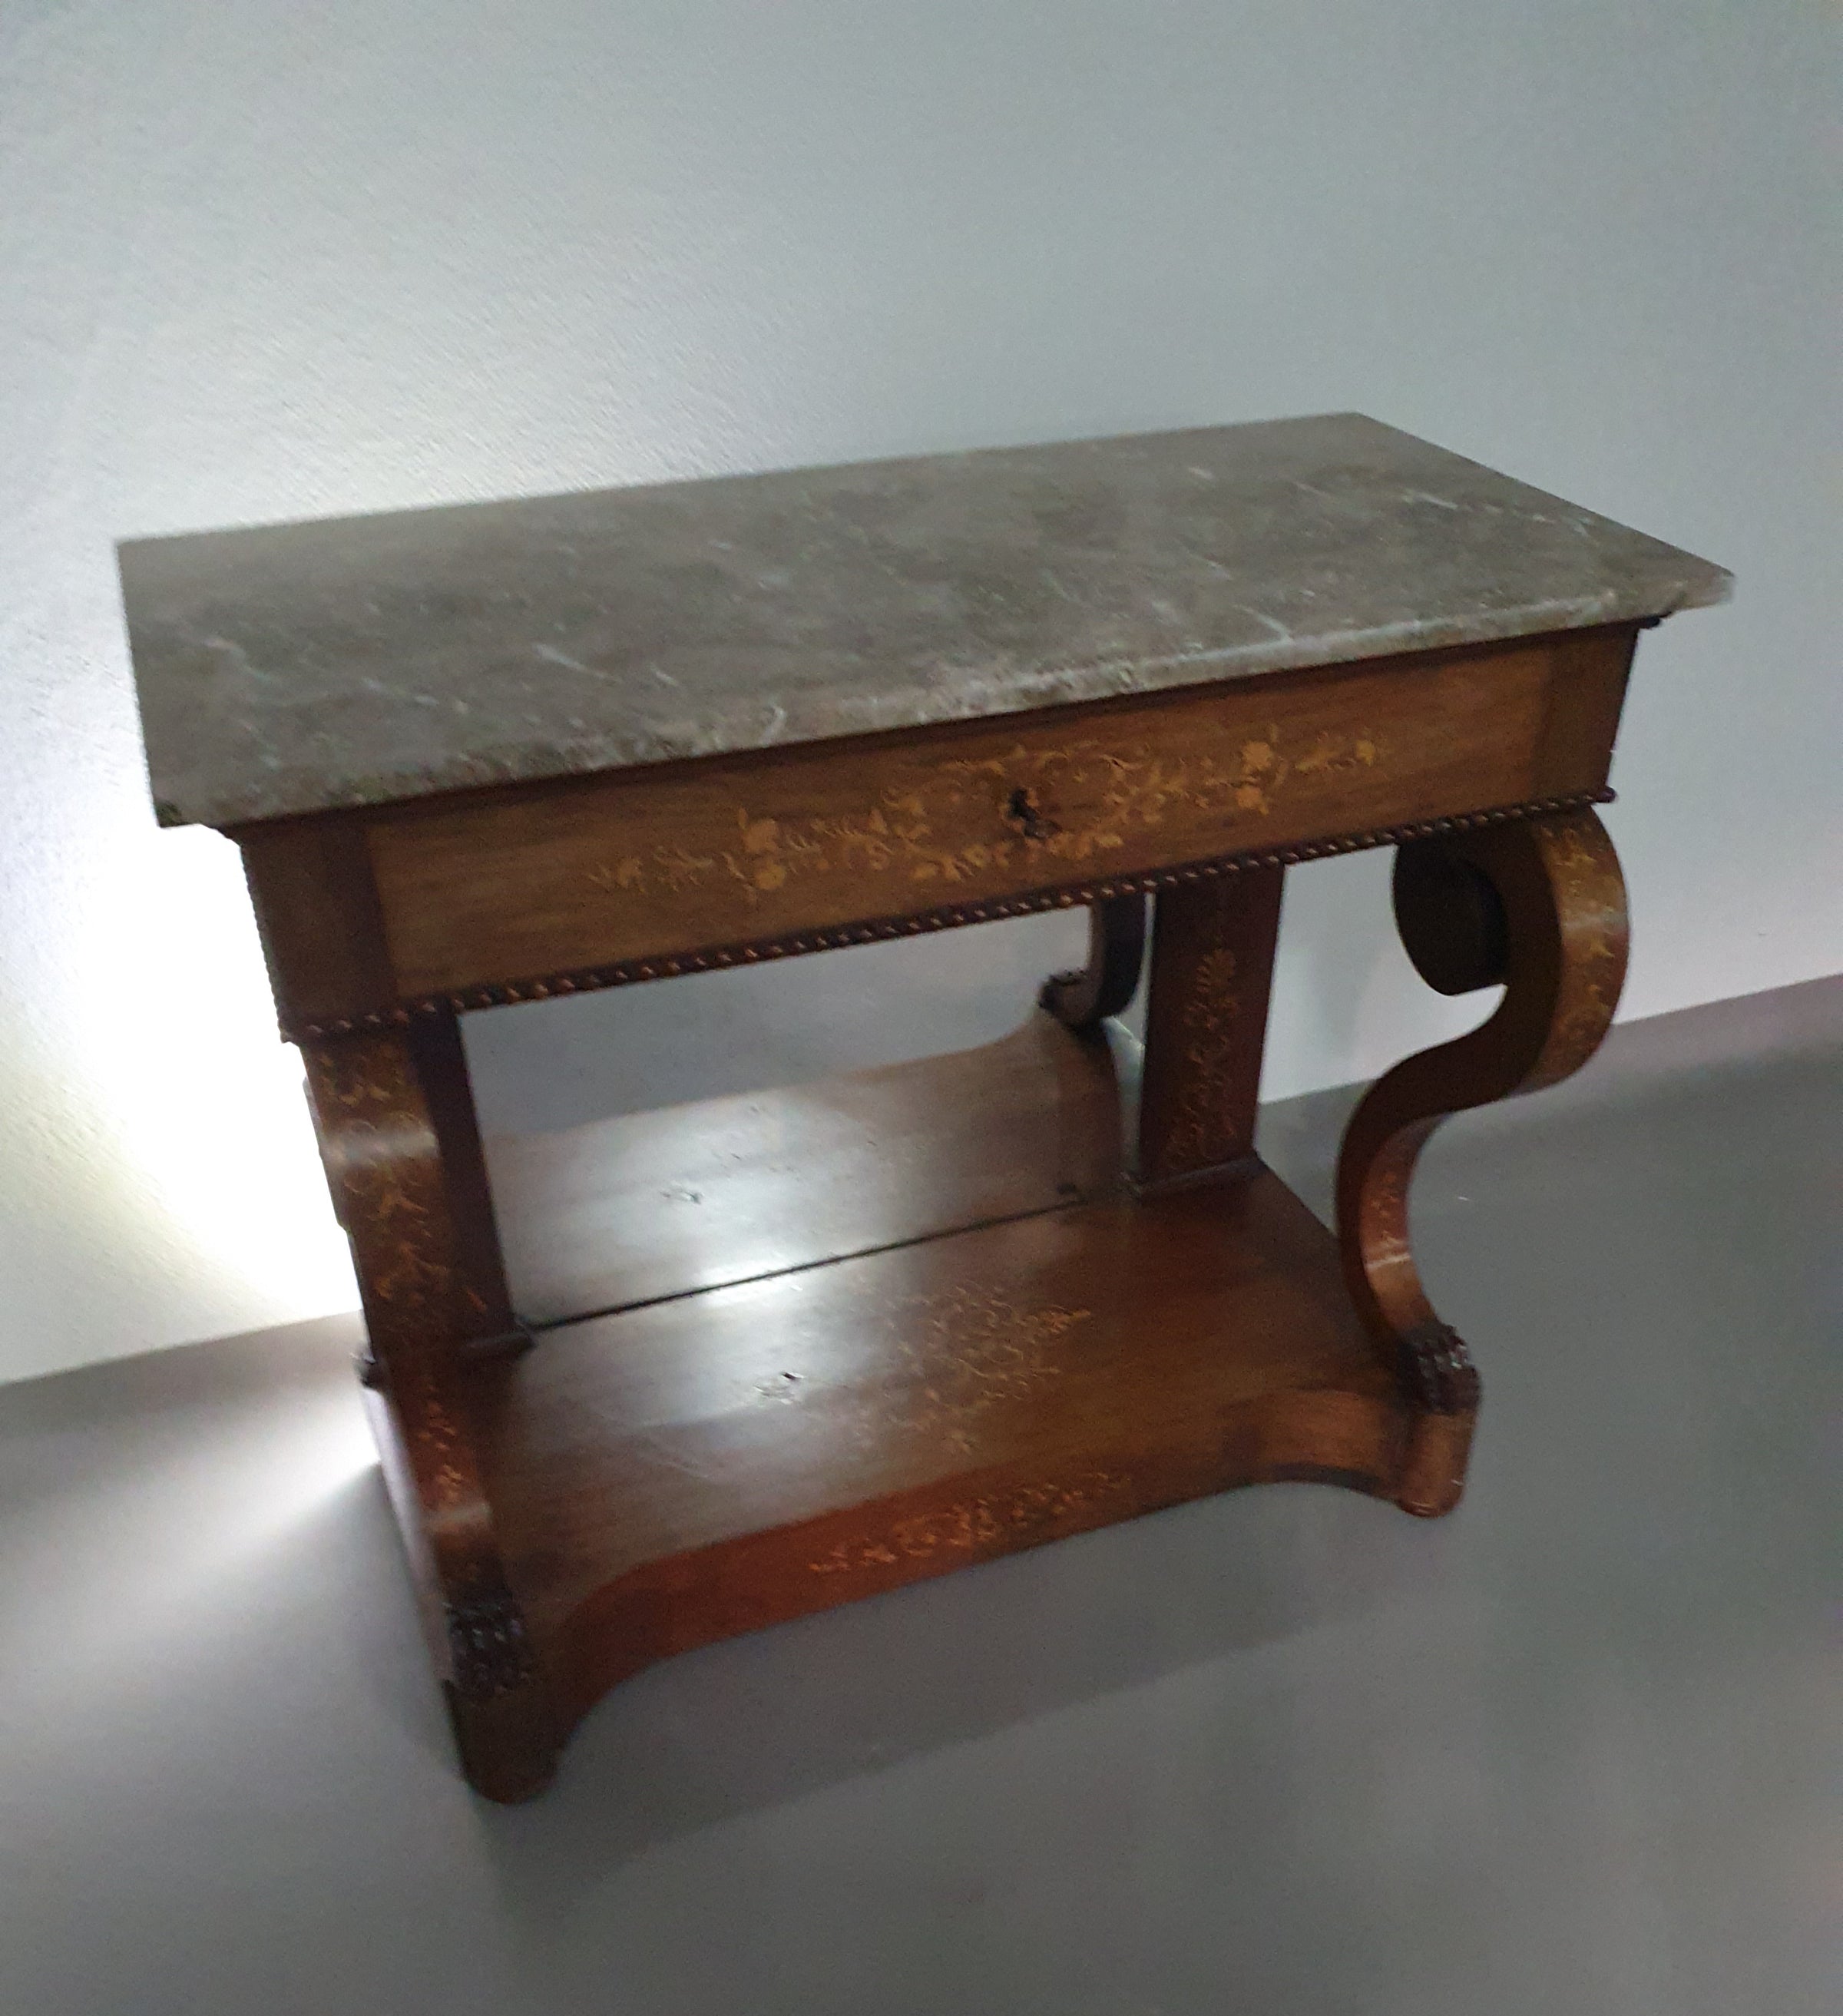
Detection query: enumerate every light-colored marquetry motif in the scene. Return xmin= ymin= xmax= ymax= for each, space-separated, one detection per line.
xmin=290 ymin=790 xmax=1612 ymax=1041
xmin=876 ymin=1286 xmax=1094 ymax=1456
xmin=306 ymin=1033 xmax=460 ymax=1319
xmin=1530 ymin=814 xmax=1626 ymax=1074
xmin=299 ymin=1028 xmax=501 ymax=1524
xmin=587 ymin=729 xmax=1381 ymax=904
xmin=1337 ymin=806 xmax=1628 ymax=1457
xmin=807 ymin=1471 xmax=1131 ymax=1577
xmin=1166 ymin=932 xmax=1246 ymax=1176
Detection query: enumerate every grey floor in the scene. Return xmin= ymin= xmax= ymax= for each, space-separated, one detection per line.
xmin=3 ymin=968 xmax=1839 ymax=2015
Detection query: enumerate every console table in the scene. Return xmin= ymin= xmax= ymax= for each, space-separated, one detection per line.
xmin=121 ymin=414 xmax=1728 ymax=1800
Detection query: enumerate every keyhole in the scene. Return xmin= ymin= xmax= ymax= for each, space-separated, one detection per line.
xmin=1005 ymin=786 xmax=1058 ymax=842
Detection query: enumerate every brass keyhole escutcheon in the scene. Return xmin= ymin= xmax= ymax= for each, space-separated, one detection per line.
xmin=1005 ymin=785 xmax=1059 ymax=842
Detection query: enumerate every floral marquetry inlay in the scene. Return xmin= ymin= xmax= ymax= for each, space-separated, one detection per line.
xmin=587 ymin=727 xmax=1383 ymax=905
xmin=808 ymin=1471 xmax=1131 ymax=1577
xmin=872 ymin=1285 xmax=1094 ymax=1456
xmin=1531 ymin=814 xmax=1629 ymax=1076
xmin=305 ymin=1031 xmax=460 ymax=1326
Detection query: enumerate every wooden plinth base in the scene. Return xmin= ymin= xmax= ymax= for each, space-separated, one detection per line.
xmin=361 ymin=1014 xmax=1443 ymax=1793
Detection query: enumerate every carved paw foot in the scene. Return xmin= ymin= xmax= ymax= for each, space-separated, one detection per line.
xmin=445 ymin=1581 xmax=537 ymax=1702
xmin=1398 ymin=1319 xmax=1481 ymax=1416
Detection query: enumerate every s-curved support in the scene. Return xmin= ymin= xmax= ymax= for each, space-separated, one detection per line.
xmin=302 ymin=1013 xmax=560 ymax=1801
xmin=1040 ymin=895 xmax=1147 ymax=1029
xmin=1338 ymin=809 xmax=1628 ymax=1516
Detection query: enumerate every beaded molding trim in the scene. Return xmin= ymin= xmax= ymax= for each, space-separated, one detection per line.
xmin=283 ymin=788 xmax=1613 ymax=1043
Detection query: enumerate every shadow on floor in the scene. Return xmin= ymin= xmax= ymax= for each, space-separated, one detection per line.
xmin=475 ymin=1476 xmax=1434 ymax=1893
xmin=3 ymin=978 xmax=1838 ymax=2016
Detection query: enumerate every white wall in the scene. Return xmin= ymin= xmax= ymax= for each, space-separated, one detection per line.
xmin=2 ymin=0 xmax=1835 ymax=1385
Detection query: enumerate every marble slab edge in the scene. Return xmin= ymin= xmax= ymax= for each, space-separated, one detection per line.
xmin=144 ymin=594 xmax=1719 ymax=832
xmin=118 ymin=413 xmax=1733 ymax=829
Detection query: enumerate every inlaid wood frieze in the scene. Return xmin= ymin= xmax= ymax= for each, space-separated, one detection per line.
xmin=361 ymin=634 xmax=1627 ymax=1011
xmin=587 ymin=722 xmax=1380 ymax=904
xmin=274 ymin=786 xmax=1613 ymax=1041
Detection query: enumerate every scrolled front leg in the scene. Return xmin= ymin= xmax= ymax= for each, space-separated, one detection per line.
xmin=302 ymin=1012 xmax=560 ymax=1799
xmin=1338 ymin=809 xmax=1628 ymax=1515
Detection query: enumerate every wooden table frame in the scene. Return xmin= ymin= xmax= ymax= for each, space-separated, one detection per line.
xmin=233 ymin=620 xmax=1636 ymax=1801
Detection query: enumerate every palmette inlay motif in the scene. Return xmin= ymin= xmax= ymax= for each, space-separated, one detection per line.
xmin=1167 ymin=935 xmax=1246 ymax=1175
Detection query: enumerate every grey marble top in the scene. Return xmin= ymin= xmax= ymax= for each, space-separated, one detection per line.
xmin=119 ymin=413 xmax=1730 ymax=828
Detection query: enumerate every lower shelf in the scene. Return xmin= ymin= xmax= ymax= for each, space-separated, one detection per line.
xmin=458 ymin=1018 xmax=1415 ymax=1732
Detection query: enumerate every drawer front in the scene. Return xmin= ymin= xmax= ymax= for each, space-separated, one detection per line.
xmin=366 ymin=630 xmax=1631 ymax=1003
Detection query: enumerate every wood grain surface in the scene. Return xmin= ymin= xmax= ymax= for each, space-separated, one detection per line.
xmin=488 ymin=1015 xmax=1136 ymax=1325
xmin=468 ymin=1154 xmax=1408 ymax=1730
